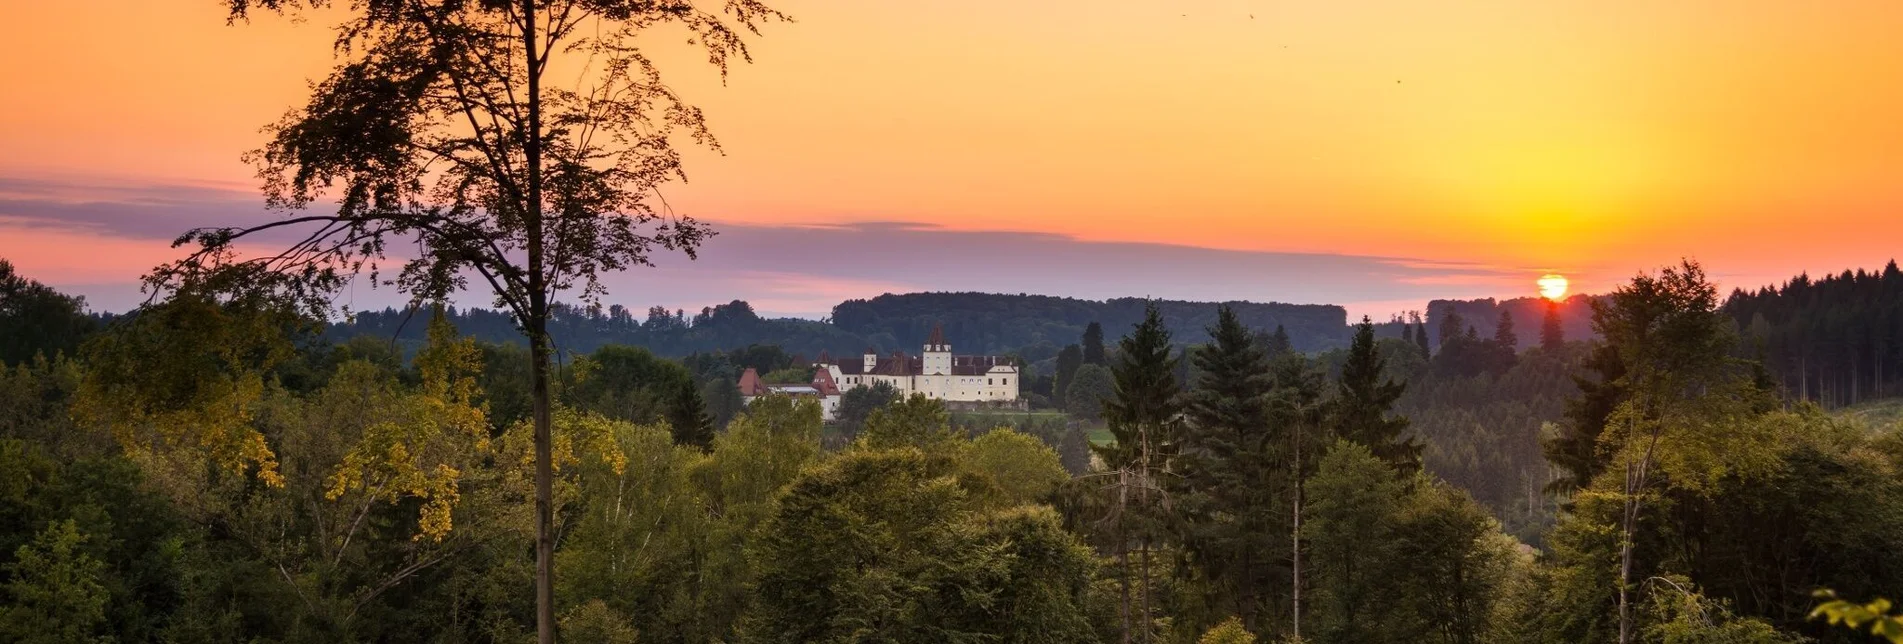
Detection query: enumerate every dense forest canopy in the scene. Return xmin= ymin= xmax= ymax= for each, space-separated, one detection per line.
xmin=1723 ymin=261 xmax=1903 ymax=407
xmin=6 ymin=257 xmax=1903 ymax=643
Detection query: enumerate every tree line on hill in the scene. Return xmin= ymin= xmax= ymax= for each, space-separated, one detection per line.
xmin=1723 ymin=261 xmax=1903 ymax=408
xmin=5 ymin=256 xmax=1903 ymax=642
xmin=324 ymin=292 xmax=1356 ymax=364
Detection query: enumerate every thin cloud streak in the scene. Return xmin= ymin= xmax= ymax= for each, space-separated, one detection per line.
xmin=0 ymin=177 xmax=1525 ymax=317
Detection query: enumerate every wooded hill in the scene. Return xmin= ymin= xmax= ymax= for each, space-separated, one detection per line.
xmin=328 ymin=292 xmax=1355 ymax=359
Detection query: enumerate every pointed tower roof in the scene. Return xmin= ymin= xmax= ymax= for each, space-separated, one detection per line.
xmin=737 ymin=368 xmax=763 ymax=396
xmin=927 ymin=322 xmax=946 ymax=347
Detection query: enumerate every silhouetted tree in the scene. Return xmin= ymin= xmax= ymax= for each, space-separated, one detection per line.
xmin=1083 ymin=322 xmax=1107 ymax=365
xmin=1053 ymin=344 xmax=1084 ymax=408
xmin=1494 ymin=310 xmax=1517 ymax=350
xmin=1332 ymin=317 xmax=1418 ymax=471
xmin=159 ymin=2 xmax=787 ymax=640
xmin=668 ymin=379 xmax=716 ymax=451
xmin=0 ymin=260 xmax=95 ymax=366
xmin=1541 ymin=301 xmax=1566 ymax=351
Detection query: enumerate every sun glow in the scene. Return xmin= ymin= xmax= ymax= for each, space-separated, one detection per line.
xmin=1537 ymin=274 xmax=1569 ymax=301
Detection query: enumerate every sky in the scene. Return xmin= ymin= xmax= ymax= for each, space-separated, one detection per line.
xmin=4 ymin=0 xmax=1903 ymax=319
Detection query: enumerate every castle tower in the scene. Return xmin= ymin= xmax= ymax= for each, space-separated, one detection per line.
xmin=923 ymin=322 xmax=950 ymax=375
xmin=863 ymin=346 xmax=878 ymax=373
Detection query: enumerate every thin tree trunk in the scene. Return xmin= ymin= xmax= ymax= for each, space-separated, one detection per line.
xmin=1119 ymin=544 xmax=1132 ymax=644
xmin=1616 ymin=423 xmax=1662 ymax=644
xmin=1140 ymin=539 xmax=1152 ymax=644
xmin=1291 ymin=421 xmax=1303 ymax=641
xmin=522 ymin=2 xmax=554 ymax=643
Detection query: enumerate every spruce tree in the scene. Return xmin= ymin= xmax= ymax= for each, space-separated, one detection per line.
xmin=1095 ymin=303 xmax=1184 ymax=468
xmin=1541 ymin=301 xmax=1566 ymax=352
xmin=1083 ymin=322 xmax=1107 ymax=365
xmin=1494 ymin=310 xmax=1517 ymax=349
xmin=1054 ymin=344 xmax=1083 ymax=408
xmin=1264 ymin=324 xmax=1294 ymax=358
xmin=1091 ymin=302 xmax=1183 ymax=643
xmin=1177 ymin=305 xmax=1284 ymax=631
xmin=1413 ymin=322 xmax=1431 ymax=359
xmin=1331 ymin=317 xmax=1419 ymax=471
xmin=667 ymin=378 xmax=716 ymax=451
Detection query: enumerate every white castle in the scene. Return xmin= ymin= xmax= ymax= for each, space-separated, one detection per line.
xmin=737 ymin=324 xmax=1021 ymax=420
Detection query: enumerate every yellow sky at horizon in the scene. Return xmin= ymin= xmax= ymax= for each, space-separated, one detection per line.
xmin=4 ymin=0 xmax=1903 ymax=304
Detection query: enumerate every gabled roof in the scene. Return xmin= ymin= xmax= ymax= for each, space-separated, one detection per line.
xmin=927 ymin=322 xmax=946 ymax=347
xmin=810 ymin=368 xmax=841 ymax=396
xmin=737 ymin=367 xmax=765 ymax=396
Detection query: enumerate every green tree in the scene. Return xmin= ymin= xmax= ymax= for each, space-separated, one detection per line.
xmin=1541 ymin=300 xmax=1566 ymax=352
xmin=1591 ymin=261 xmax=1776 ymax=644
xmin=1541 ymin=341 xmax=1627 ymax=496
xmin=167 ymin=2 xmax=788 ymax=639
xmin=834 ymin=380 xmax=901 ymax=441
xmin=701 ymin=377 xmax=746 ymax=429
xmin=568 ymin=345 xmax=694 ymax=425
xmin=1304 ymin=441 xmax=1404 ymax=644
xmin=1198 ymin=616 xmax=1257 ymax=644
xmin=1058 ymin=426 xmax=1094 ymax=475
xmin=1389 ymin=479 xmax=1522 ymax=644
xmin=1331 ymin=317 xmax=1419 ymax=471
xmin=0 ymin=520 xmax=111 ymax=644
xmin=745 ymin=448 xmax=1097 ymax=643
xmin=1085 ymin=321 xmax=1108 ymax=365
xmin=1093 ymin=301 xmax=1184 ymax=643
xmin=1066 ymin=363 xmax=1116 ymax=422
xmin=0 ymin=259 xmax=95 ymax=367
xmin=1054 ymin=344 xmax=1085 ymax=408
xmin=695 ymin=395 xmax=824 ymax=637
xmin=557 ymin=419 xmax=711 ymax=641
xmin=961 ymin=428 xmax=1069 ymax=508
xmin=859 ymin=393 xmax=958 ymax=453
xmin=667 ymin=378 xmax=716 ymax=451
xmin=1494 ymin=310 xmax=1518 ymax=350
xmin=1177 ymin=305 xmax=1285 ymax=632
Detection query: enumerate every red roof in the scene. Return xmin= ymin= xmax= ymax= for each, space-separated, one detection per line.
xmin=737 ymin=368 xmax=765 ymax=396
xmin=810 ymin=369 xmax=841 ymax=395
xmin=927 ymin=322 xmax=946 ymax=347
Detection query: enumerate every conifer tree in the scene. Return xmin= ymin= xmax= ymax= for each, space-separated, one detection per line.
xmin=1413 ymin=322 xmax=1431 ymax=359
xmin=1331 ymin=317 xmax=1419 ymax=471
xmin=1437 ymin=310 xmax=1467 ymax=347
xmin=1177 ymin=305 xmax=1283 ymax=630
xmin=1494 ymin=310 xmax=1518 ymax=350
xmin=1092 ymin=302 xmax=1183 ymax=643
xmin=1054 ymin=344 xmax=1084 ymax=408
xmin=1541 ymin=300 xmax=1566 ymax=351
xmin=1084 ymin=322 xmax=1108 ymax=365
xmin=667 ymin=378 xmax=716 ymax=451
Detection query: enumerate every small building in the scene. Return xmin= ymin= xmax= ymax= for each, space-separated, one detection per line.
xmin=737 ymin=365 xmax=843 ymax=420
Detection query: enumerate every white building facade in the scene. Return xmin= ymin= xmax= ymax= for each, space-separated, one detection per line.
xmin=819 ymin=324 xmax=1020 ymax=403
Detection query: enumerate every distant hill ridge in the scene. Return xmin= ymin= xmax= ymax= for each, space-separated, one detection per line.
xmin=331 ymin=291 xmax=1358 ymax=359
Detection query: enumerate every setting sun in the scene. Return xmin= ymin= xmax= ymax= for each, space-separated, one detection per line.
xmin=1538 ymin=274 xmax=1569 ymax=301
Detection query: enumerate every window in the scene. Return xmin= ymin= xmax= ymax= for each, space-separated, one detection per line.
xmin=988 ymin=378 xmax=994 ymax=385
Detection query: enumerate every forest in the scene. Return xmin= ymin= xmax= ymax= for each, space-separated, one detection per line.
xmin=326 ymin=292 xmax=1355 ymax=363
xmin=7 ymin=1 xmax=1903 ymax=642
xmin=6 ymin=256 xmax=1903 ymax=643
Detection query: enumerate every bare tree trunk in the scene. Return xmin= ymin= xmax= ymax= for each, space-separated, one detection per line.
xmin=1291 ymin=422 xmax=1303 ymax=641
xmin=1140 ymin=539 xmax=1152 ymax=644
xmin=1119 ymin=544 xmax=1132 ymax=644
xmin=522 ymin=2 xmax=554 ymax=643
xmin=1616 ymin=424 xmax=1662 ymax=644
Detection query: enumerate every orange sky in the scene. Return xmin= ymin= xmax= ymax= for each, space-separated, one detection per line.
xmin=4 ymin=0 xmax=1903 ymax=313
